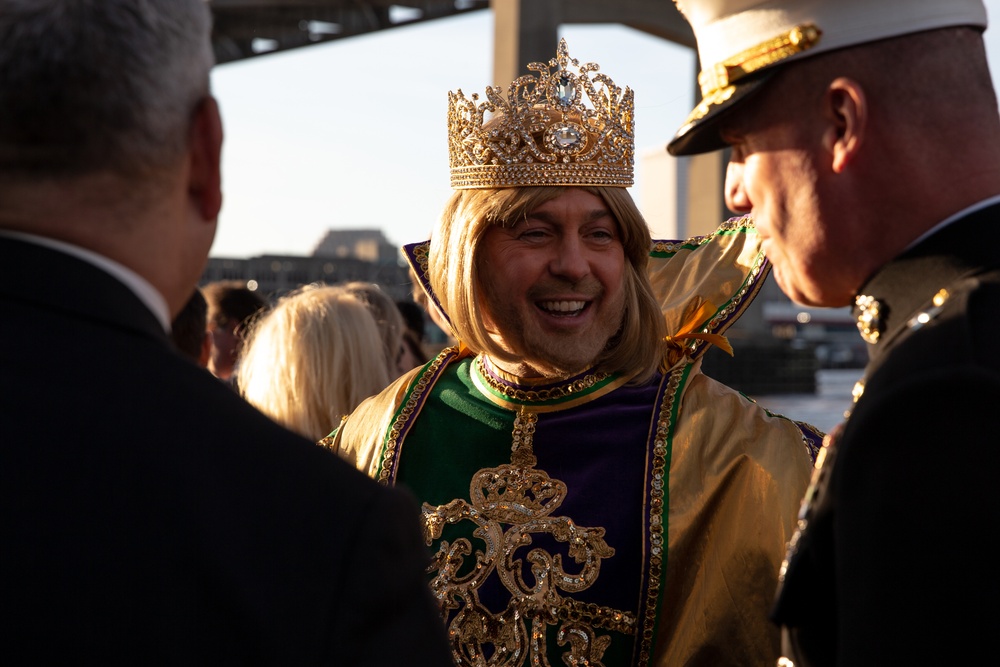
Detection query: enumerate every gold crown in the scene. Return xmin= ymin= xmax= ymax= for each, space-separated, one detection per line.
xmin=448 ymin=39 xmax=634 ymax=190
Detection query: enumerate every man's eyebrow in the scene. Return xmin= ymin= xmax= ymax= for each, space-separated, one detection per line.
xmin=525 ymin=208 xmax=612 ymax=223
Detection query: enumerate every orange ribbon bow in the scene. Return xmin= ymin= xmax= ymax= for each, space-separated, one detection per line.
xmin=662 ymin=299 xmax=733 ymax=370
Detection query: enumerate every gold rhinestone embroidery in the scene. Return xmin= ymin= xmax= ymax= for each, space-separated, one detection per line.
xmin=422 ymin=407 xmax=634 ymax=664
xmin=707 ymin=245 xmax=766 ymax=333
xmin=636 ymin=366 xmax=683 ymax=663
xmin=376 ymin=347 xmax=454 ymax=485
xmin=410 ymin=241 xmax=430 ymax=286
xmin=474 ymin=355 xmax=610 ymax=404
xmin=650 ymin=214 xmax=754 ymax=256
xmin=383 ymin=353 xmax=681 ymax=665
xmin=448 ymin=39 xmax=634 ymax=190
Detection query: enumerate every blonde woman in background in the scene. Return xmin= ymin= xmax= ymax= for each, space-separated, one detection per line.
xmin=238 ymin=284 xmax=392 ymax=441
xmin=341 ymin=280 xmax=409 ymax=378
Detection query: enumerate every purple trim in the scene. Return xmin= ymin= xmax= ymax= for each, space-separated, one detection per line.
xmin=402 ymin=240 xmax=454 ymax=332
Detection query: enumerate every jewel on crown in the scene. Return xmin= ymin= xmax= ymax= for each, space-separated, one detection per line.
xmin=447 ymin=38 xmax=635 ymax=190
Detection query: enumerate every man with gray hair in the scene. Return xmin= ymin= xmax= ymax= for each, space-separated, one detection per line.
xmin=668 ymin=1 xmax=1000 ymax=664
xmin=0 ymin=1 xmax=450 ymax=663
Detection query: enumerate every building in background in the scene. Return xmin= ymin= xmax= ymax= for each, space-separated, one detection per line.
xmin=200 ymin=228 xmax=464 ymax=344
xmin=312 ymin=228 xmax=400 ymax=264
xmin=202 ymin=229 xmax=411 ymax=300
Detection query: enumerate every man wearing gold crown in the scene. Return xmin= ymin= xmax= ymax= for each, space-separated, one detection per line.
xmin=325 ymin=40 xmax=821 ymax=666
xmin=667 ymin=1 xmax=1000 ymax=665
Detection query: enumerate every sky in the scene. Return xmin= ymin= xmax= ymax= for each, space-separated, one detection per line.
xmin=209 ymin=3 xmax=1000 ymax=259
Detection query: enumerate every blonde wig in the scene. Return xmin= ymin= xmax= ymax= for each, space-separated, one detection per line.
xmin=428 ymin=186 xmax=667 ymax=383
xmin=238 ymin=284 xmax=392 ymax=441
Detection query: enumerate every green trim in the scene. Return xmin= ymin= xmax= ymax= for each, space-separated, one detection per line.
xmin=649 ymin=215 xmax=755 ymax=259
xmin=705 ymin=246 xmax=767 ymax=333
xmin=374 ymin=350 xmax=455 ymax=482
xmin=373 ymin=379 xmax=419 ymax=482
xmin=645 ymin=362 xmax=691 ymax=659
xmin=649 ymin=240 xmax=702 ymax=258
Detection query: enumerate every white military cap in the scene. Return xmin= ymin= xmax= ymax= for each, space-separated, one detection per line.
xmin=667 ymin=0 xmax=989 ymax=155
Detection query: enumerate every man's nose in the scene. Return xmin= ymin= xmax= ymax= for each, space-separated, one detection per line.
xmin=549 ymin=236 xmax=590 ymax=281
xmin=725 ymin=161 xmax=752 ymax=213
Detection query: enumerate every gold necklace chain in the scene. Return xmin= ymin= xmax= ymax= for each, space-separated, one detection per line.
xmin=475 ymin=356 xmax=610 ymax=403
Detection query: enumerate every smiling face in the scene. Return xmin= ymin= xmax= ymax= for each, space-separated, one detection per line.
xmin=476 ymin=188 xmax=627 ymax=378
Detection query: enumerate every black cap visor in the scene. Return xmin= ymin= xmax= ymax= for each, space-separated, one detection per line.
xmin=666 ymin=69 xmax=776 ymax=156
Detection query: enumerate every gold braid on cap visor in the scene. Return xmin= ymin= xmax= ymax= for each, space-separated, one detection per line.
xmin=681 ymin=23 xmax=822 ymax=128
xmin=448 ymin=38 xmax=634 ymax=189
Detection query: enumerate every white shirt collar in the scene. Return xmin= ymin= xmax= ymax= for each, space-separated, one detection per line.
xmin=0 ymin=229 xmax=172 ymax=332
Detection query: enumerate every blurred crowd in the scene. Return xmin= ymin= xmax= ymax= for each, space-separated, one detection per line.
xmin=172 ymin=278 xmax=448 ymax=441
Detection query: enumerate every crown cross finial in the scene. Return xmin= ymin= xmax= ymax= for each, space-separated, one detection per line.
xmin=448 ymin=39 xmax=634 ymax=189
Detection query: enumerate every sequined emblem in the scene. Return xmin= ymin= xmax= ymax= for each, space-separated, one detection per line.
xmin=854 ymin=294 xmax=884 ymax=345
xmin=421 ymin=409 xmax=634 ymax=665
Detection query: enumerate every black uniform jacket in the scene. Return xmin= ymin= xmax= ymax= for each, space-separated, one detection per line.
xmin=0 ymin=236 xmax=451 ymax=665
xmin=771 ymin=203 xmax=1000 ymax=666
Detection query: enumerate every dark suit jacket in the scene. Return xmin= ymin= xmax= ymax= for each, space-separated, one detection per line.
xmin=771 ymin=204 xmax=1000 ymax=665
xmin=0 ymin=237 xmax=451 ymax=665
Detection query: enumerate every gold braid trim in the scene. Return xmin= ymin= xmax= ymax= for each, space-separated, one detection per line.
xmin=475 ymin=355 xmax=610 ymax=403
xmin=636 ymin=365 xmax=686 ymax=664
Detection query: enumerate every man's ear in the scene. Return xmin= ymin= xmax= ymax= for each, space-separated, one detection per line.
xmin=824 ymin=77 xmax=866 ymax=173
xmin=189 ymin=95 xmax=224 ymax=221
